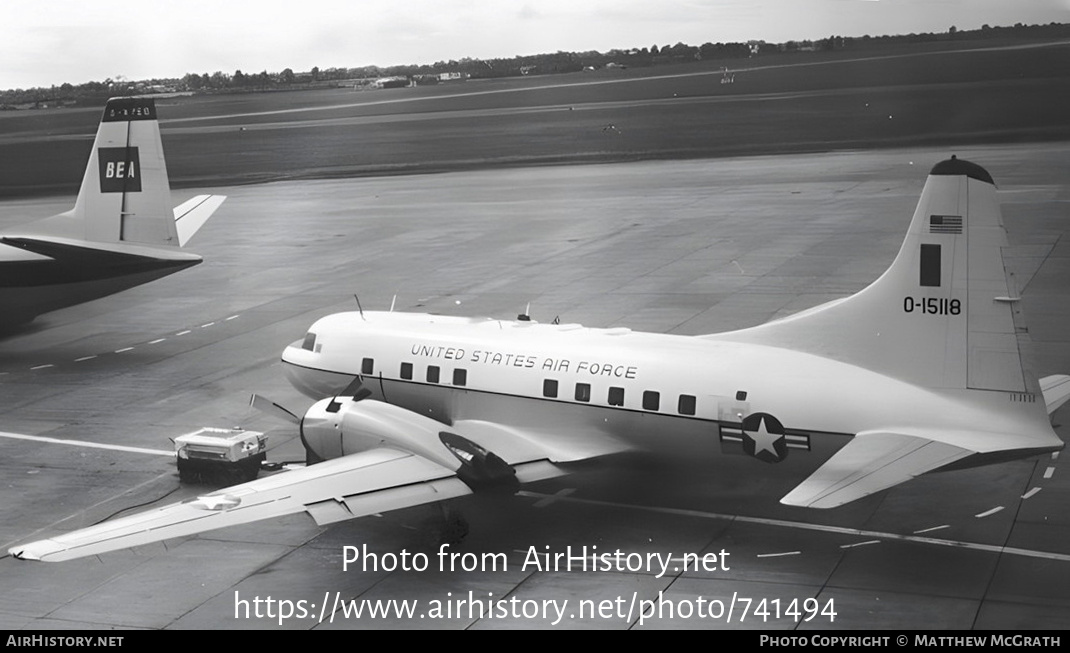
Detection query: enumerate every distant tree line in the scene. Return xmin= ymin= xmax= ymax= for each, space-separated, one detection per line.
xmin=3 ymin=21 xmax=1068 ymax=108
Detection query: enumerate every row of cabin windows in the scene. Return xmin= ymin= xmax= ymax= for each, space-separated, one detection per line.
xmin=395 ymin=360 xmax=467 ymax=386
xmin=542 ymin=378 xmax=698 ymax=416
xmin=361 ymin=357 xmax=701 ymax=416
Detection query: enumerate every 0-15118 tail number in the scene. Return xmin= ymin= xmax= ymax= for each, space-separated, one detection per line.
xmin=904 ymin=297 xmax=960 ymax=315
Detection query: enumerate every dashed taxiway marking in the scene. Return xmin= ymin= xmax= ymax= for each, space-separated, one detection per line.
xmin=756 ymin=551 xmax=800 ymax=558
xmin=12 ymin=312 xmax=242 ymax=374
xmin=1022 ymin=487 xmax=1042 ymax=499
xmin=1044 ymin=466 xmax=1056 ymax=479
xmin=840 ymin=540 xmax=880 ymax=549
xmin=975 ymin=506 xmax=1004 ymax=518
xmin=518 ymin=491 xmax=1070 ymax=563
xmin=0 ymin=431 xmax=174 ymax=457
xmin=913 ymin=524 xmax=950 ymax=535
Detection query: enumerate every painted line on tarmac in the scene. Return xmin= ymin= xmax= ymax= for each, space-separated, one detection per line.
xmin=840 ymin=540 xmax=880 ymax=549
xmin=518 ymin=491 xmax=1070 ymax=563
xmin=913 ymin=524 xmax=950 ymax=535
xmin=12 ymin=313 xmax=242 ymax=374
xmin=0 ymin=431 xmax=174 ymax=457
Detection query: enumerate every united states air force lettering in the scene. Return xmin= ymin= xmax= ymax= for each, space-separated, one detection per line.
xmin=410 ymin=344 xmax=638 ymax=378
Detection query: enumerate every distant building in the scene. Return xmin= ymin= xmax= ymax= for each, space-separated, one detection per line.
xmin=375 ymin=76 xmax=409 ymax=89
xmin=438 ymin=72 xmax=467 ymax=83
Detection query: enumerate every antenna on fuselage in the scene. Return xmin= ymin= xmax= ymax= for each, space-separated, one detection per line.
xmin=354 ymin=294 xmax=365 ymax=320
xmin=390 ymin=294 xmax=397 ymax=312
xmin=518 ymin=302 xmax=532 ymax=322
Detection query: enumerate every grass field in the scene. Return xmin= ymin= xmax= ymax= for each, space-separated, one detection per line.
xmin=1 ymin=39 xmax=1068 ymax=197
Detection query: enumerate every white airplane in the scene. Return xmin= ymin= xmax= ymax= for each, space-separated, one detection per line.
xmin=9 ymin=156 xmax=1069 ymax=562
xmin=0 ymin=97 xmax=224 ymax=328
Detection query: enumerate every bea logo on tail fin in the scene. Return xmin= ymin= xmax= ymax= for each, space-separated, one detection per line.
xmin=97 ymin=146 xmax=141 ymax=193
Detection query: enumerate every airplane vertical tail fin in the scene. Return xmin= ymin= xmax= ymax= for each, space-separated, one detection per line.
xmin=72 ymin=97 xmax=180 ymax=248
xmin=715 ymin=157 xmax=1038 ymax=396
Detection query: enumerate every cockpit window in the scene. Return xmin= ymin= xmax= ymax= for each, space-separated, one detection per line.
xmin=301 ymin=332 xmax=317 ymax=351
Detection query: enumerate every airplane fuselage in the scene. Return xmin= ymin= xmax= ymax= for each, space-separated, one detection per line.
xmin=282 ymin=311 xmax=1060 ymax=470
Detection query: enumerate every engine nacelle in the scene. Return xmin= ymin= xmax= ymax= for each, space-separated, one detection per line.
xmin=300 ymin=398 xmax=517 ymax=492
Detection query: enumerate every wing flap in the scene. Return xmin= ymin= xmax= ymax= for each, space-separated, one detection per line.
xmin=781 ymin=431 xmax=973 ymax=509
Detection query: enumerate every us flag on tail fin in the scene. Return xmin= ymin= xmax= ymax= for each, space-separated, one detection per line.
xmin=929 ymin=215 xmax=963 ymax=234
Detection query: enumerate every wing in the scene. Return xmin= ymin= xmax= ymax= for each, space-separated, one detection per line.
xmin=9 ymin=447 xmax=563 ymax=562
xmin=173 ymin=194 xmax=226 ymax=246
xmin=780 ymin=431 xmax=973 ymax=509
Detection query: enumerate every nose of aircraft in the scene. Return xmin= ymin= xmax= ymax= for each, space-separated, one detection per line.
xmin=281 ymin=340 xmax=351 ymax=399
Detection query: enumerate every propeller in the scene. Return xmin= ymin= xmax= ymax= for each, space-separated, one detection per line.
xmin=249 ymin=376 xmax=371 ymax=465
xmin=249 ymin=394 xmax=300 ymax=425
xmin=340 ymin=376 xmax=372 ymax=401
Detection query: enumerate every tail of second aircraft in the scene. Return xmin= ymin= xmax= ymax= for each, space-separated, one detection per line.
xmin=69 ymin=97 xmax=185 ymax=247
xmin=714 ymin=156 xmax=1040 ymax=398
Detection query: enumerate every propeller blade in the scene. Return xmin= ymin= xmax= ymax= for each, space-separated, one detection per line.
xmin=249 ymin=394 xmax=300 ymax=425
xmin=338 ymin=376 xmax=365 ymax=399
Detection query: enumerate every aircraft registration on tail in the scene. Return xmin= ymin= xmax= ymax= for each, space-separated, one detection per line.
xmin=9 ymin=157 xmax=1067 ymax=561
xmin=0 ymin=97 xmax=225 ymax=328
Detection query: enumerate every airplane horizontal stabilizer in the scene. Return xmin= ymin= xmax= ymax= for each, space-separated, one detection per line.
xmin=1040 ymin=375 xmax=1070 ymax=416
xmin=8 ymin=447 xmax=561 ymax=562
xmin=174 ymin=195 xmax=226 ymax=247
xmin=780 ymin=431 xmax=973 ymax=509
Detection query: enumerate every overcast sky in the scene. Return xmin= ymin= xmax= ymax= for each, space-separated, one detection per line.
xmin=4 ymin=0 xmax=1068 ymax=90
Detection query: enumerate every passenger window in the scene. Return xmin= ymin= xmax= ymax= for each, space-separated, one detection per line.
xmin=643 ymin=391 xmax=660 ymax=411
xmin=543 ymin=379 xmax=558 ymax=398
xmin=453 ymin=368 xmax=467 ymax=386
xmin=575 ymin=383 xmax=591 ymax=402
xmin=678 ymin=394 xmax=696 ymax=415
xmin=362 ymin=358 xmax=374 ymax=375
xmin=427 ymin=366 xmax=440 ymax=383
xmin=400 ymin=362 xmax=413 ymax=380
xmin=608 ymin=387 xmax=624 ymax=406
